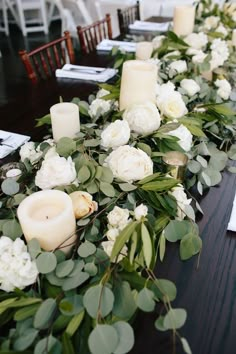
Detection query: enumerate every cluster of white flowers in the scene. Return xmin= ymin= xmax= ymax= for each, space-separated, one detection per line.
xmin=215 ymin=79 xmax=232 ymax=100
xmin=104 ymin=145 xmax=153 ymax=183
xmin=210 ymin=38 xmax=229 ymax=70
xmin=0 ymin=236 xmax=38 ymax=292
xmin=35 ymin=149 xmax=76 ymax=189
xmin=20 ymin=139 xmax=54 ymax=165
xmin=102 ymin=204 xmax=148 ymax=262
xmin=156 ymin=82 xmax=188 ymax=119
xmin=166 ymin=124 xmax=193 ymax=152
xmin=88 ymin=89 xmax=113 ymax=119
xmin=101 ymin=120 xmax=130 ymax=150
xmin=123 ymin=102 xmax=161 ymax=135
xmin=203 ymin=15 xmax=220 ymax=30
xmin=169 ymin=60 xmax=188 ymax=75
xmin=180 ymin=79 xmax=201 ymax=97
xmin=184 ymin=32 xmax=208 ymax=50
xmin=171 ymin=185 xmax=192 ymax=220
xmin=187 ymin=48 xmax=207 ymax=64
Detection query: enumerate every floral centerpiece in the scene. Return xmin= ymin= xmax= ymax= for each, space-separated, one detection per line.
xmin=0 ymin=1 xmax=236 ymax=353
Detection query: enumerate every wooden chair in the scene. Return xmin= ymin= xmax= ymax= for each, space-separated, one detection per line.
xmin=19 ymin=30 xmax=75 ymax=84
xmin=77 ymin=13 xmax=112 ymax=55
xmin=117 ymin=1 xmax=140 ymax=35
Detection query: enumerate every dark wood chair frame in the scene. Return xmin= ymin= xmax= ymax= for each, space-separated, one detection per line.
xmin=117 ymin=1 xmax=140 ymax=35
xmin=19 ymin=31 xmax=75 ymax=84
xmin=77 ymin=13 xmax=113 ymax=55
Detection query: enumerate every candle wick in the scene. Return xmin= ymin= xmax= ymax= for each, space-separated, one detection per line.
xmin=46 ymin=216 xmax=49 ymax=219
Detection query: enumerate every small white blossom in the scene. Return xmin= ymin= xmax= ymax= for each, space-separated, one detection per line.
xmin=157 ymin=91 xmax=188 ymax=120
xmin=169 ymin=60 xmax=187 ymax=75
xmin=184 ymin=32 xmax=208 ymax=50
xmin=107 ymin=206 xmax=130 ymax=230
xmin=96 ymin=88 xmax=110 ymax=98
xmin=19 ymin=141 xmax=43 ymax=165
xmin=134 ymin=204 xmax=148 ymax=221
xmin=171 ymin=186 xmax=192 ymax=220
xmin=215 ymin=79 xmax=232 ymax=100
xmin=210 ymin=39 xmax=229 ymax=70
xmin=88 ymin=99 xmax=111 ymax=118
xmin=180 ymin=79 xmax=201 ymax=96
xmin=101 ymin=240 xmax=127 ymax=262
xmin=204 ymin=16 xmax=220 ymax=30
xmin=166 ymin=124 xmax=193 ymax=152
xmin=106 ymin=228 xmax=119 ymax=241
xmin=101 ymin=120 xmax=130 ymax=150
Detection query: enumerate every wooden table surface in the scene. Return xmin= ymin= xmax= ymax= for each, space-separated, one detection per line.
xmin=1 ymin=23 xmax=236 ymax=354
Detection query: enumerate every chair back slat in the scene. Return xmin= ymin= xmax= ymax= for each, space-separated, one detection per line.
xmin=19 ymin=31 xmax=75 ymax=84
xmin=117 ymin=1 xmax=140 ymax=35
xmin=77 ymin=14 xmax=113 ymax=55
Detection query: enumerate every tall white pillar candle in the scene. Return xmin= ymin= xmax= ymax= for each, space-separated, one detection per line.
xmin=50 ymin=102 xmax=80 ymax=142
xmin=232 ymin=29 xmax=236 ymax=46
xmin=136 ymin=41 xmax=153 ymax=60
xmin=17 ymin=190 xmax=76 ymax=252
xmin=173 ymin=6 xmax=195 ymax=36
xmin=119 ymin=60 xmax=157 ymax=111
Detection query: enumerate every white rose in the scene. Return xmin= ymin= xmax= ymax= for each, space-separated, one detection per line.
xmin=156 ymin=81 xmax=175 ymax=99
xmin=215 ymin=79 xmax=232 ymax=100
xmin=204 ymin=16 xmax=220 ymax=30
xmin=166 ymin=124 xmax=193 ymax=152
xmin=19 ymin=141 xmax=43 ymax=165
xmin=96 ymin=88 xmax=110 ymax=98
xmin=104 ymin=145 xmax=153 ymax=183
xmin=107 ymin=206 xmax=130 ymax=230
xmin=69 ymin=191 xmax=98 ymax=219
xmin=210 ymin=39 xmax=229 ymax=70
xmin=88 ymin=98 xmax=111 ymax=118
xmin=123 ymin=102 xmax=161 ymax=135
xmin=216 ymin=24 xmax=228 ymax=37
xmin=134 ymin=204 xmax=148 ymax=221
xmin=171 ymin=186 xmax=192 ymax=220
xmin=35 ymin=154 xmax=76 ymax=189
xmin=101 ymin=120 xmax=130 ymax=149
xmin=106 ymin=228 xmax=119 ymax=241
xmin=169 ymin=60 xmax=187 ymax=74
xmin=180 ymin=79 xmax=201 ymax=96
xmin=152 ymin=35 xmax=165 ymax=49
xmin=101 ymin=240 xmax=127 ymax=262
xmin=184 ymin=32 xmax=208 ymax=50
xmin=157 ymin=92 xmax=188 ymax=120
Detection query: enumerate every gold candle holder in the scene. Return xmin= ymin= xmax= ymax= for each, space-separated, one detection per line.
xmin=162 ymin=151 xmax=188 ymax=182
xmin=0 ymin=162 xmax=25 ymax=181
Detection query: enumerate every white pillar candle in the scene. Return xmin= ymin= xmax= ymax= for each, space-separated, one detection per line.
xmin=173 ymin=6 xmax=195 ymax=36
xmin=136 ymin=41 xmax=153 ymax=60
xmin=17 ymin=190 xmax=76 ymax=252
xmin=232 ymin=29 xmax=236 ymax=46
xmin=6 ymin=168 xmax=22 ymax=178
xmin=119 ymin=60 xmax=157 ymax=111
xmin=50 ymin=102 xmax=80 ymax=142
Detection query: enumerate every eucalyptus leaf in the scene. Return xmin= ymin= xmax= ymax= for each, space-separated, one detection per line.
xmin=83 ymin=284 xmax=114 ymax=319
xmin=78 ymin=241 xmax=96 ymax=258
xmin=100 ymin=181 xmax=116 ymax=197
xmin=2 ymin=219 xmax=22 ymax=240
xmin=180 ymin=234 xmax=202 ymax=260
xmin=88 ymin=325 xmax=118 ymax=354
xmin=34 ymin=299 xmax=57 ymax=329
xmin=59 ymin=295 xmax=83 ymax=316
xmin=34 ymin=335 xmax=61 ymax=354
xmin=28 ymin=238 xmax=41 ymax=259
xmin=56 ymin=260 xmax=75 ymax=278
xmin=62 ymin=271 xmax=89 ymax=291
xmin=113 ymin=321 xmax=135 ymax=354
xmin=113 ymin=281 xmax=137 ymax=320
xmin=56 ymin=137 xmax=76 ymax=157
xmin=36 ymin=252 xmax=57 ymax=274
xmin=163 ymin=308 xmax=187 ymax=330
xmin=66 ymin=310 xmax=85 ymax=337
xmin=154 ymin=315 xmax=166 ymax=332
xmin=136 ymin=288 xmax=155 ymax=312
xmin=13 ymin=328 xmax=38 ymax=351
xmin=181 ymin=337 xmax=192 ymax=354
xmin=78 ymin=166 xmax=91 ymax=183
xmin=1 ymin=178 xmax=20 ymax=195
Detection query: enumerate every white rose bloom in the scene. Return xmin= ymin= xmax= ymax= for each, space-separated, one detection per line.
xmin=96 ymin=88 xmax=110 ymax=98
xmin=104 ymin=145 xmax=153 ymax=183
xmin=134 ymin=204 xmax=148 ymax=221
xmin=107 ymin=228 xmax=119 ymax=241
xmin=216 ymin=24 xmax=228 ymax=37
xmin=107 ymin=206 xmax=130 ymax=230
xmin=35 ymin=153 xmax=76 ymax=189
xmin=123 ymin=102 xmax=161 ymax=135
xmin=180 ymin=79 xmax=201 ymax=96
xmin=69 ymin=191 xmax=98 ymax=219
xmin=152 ymin=35 xmax=165 ymax=49
xmin=204 ymin=16 xmax=220 ymax=30
xmin=157 ymin=91 xmax=188 ymax=120
xmin=184 ymin=32 xmax=208 ymax=50
xmin=0 ymin=236 xmax=38 ymax=292
xmin=210 ymin=39 xmax=229 ymax=70
xmin=171 ymin=186 xmax=192 ymax=220
xmin=156 ymin=81 xmax=175 ymax=99
xmin=166 ymin=124 xmax=193 ymax=152
xmin=101 ymin=120 xmax=130 ymax=149
xmin=88 ymin=98 xmax=111 ymax=118
xmin=19 ymin=141 xmax=43 ymax=164
xmin=215 ymin=79 xmax=232 ymax=100
xmin=169 ymin=60 xmax=187 ymax=74
xmin=187 ymin=48 xmax=208 ymax=64
xmin=101 ymin=240 xmax=128 ymax=262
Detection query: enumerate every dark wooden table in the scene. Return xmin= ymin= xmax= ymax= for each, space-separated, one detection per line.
xmin=1 ymin=25 xmax=236 ymax=354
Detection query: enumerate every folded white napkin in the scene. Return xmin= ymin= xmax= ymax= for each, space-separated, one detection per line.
xmin=129 ymin=20 xmax=171 ymax=32
xmin=56 ymin=64 xmax=117 ymax=82
xmin=0 ymin=130 xmax=30 ymax=159
xmin=227 ymin=196 xmax=236 ymax=231
xmin=96 ymin=39 xmax=136 ymax=52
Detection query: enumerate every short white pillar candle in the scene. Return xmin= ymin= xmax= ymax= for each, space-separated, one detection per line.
xmin=119 ymin=60 xmax=157 ymax=111
xmin=173 ymin=6 xmax=195 ymax=36
xmin=232 ymin=29 xmax=236 ymax=46
xmin=50 ymin=102 xmax=80 ymax=142
xmin=17 ymin=190 xmax=76 ymax=252
xmin=6 ymin=168 xmax=22 ymax=178
xmin=136 ymin=41 xmax=153 ymax=60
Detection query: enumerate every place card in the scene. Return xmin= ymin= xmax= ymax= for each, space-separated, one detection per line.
xmin=0 ymin=130 xmax=30 ymax=159
xmin=129 ymin=20 xmax=171 ymax=32
xmin=227 ymin=195 xmax=236 ymax=232
xmin=96 ymin=39 xmax=136 ymax=52
xmin=56 ymin=64 xmax=118 ymax=82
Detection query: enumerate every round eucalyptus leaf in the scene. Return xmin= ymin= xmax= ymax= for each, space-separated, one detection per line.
xmin=88 ymin=325 xmax=118 ymax=354
xmin=83 ymin=284 xmax=114 ymax=319
xmin=62 ymin=271 xmax=89 ymax=291
xmin=2 ymin=219 xmax=22 ymax=240
xmin=203 ymin=167 xmax=222 ymax=186
xmin=34 ymin=335 xmax=61 ymax=354
xmin=13 ymin=193 xmax=26 ymax=205
xmin=78 ymin=165 xmax=91 ymax=183
xmin=163 ymin=308 xmax=187 ymax=330
xmin=1 ymin=178 xmax=20 ymax=196
xmin=36 ymin=252 xmax=57 ymax=274
xmin=56 ymin=137 xmax=76 ymax=157
xmin=136 ymin=288 xmax=155 ymax=312
xmin=56 ymin=260 xmax=75 ymax=278
xmin=113 ymin=321 xmax=135 ymax=354
xmin=34 ymin=299 xmax=57 ymax=330
xmin=28 ymin=238 xmax=41 ymax=259
xmin=113 ymin=282 xmax=137 ymax=320
xmin=59 ymin=294 xmax=83 ymax=316
xmin=209 ymin=150 xmax=228 ymax=171
xmin=13 ymin=328 xmax=38 ymax=351
xmin=152 ymin=279 xmax=177 ymax=302
xmin=54 ymin=249 xmax=66 ymax=263
xmin=118 ymin=183 xmax=137 ymax=192
xmin=154 ymin=315 xmax=167 ymax=332
xmin=78 ymin=241 xmax=96 ymax=258
xmin=69 ymin=260 xmax=85 ymax=277
xmin=164 ymin=220 xmax=191 ymax=242
xmin=101 ymin=167 xmax=113 ymax=183
xmin=100 ymin=181 xmax=116 ymax=197
xmin=84 ymin=262 xmax=98 ymax=276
